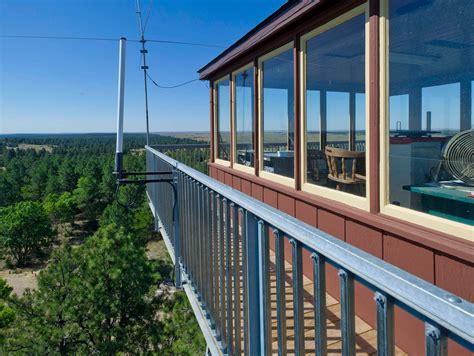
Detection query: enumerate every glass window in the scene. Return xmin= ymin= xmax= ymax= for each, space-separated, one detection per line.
xmin=305 ymin=13 xmax=366 ymax=197
xmin=261 ymin=46 xmax=295 ymax=179
xmin=216 ymin=78 xmax=230 ymax=161
xmin=234 ymin=66 xmax=254 ymax=167
xmin=388 ymin=0 xmax=474 ymax=226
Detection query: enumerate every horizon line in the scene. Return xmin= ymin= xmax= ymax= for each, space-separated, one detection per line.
xmin=0 ymin=131 xmax=211 ymax=136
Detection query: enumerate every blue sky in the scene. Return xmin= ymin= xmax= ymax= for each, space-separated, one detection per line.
xmin=0 ymin=0 xmax=285 ymax=134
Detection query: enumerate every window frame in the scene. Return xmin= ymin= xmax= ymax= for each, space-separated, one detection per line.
xmin=232 ymin=63 xmax=255 ymax=175
xmin=214 ymin=74 xmax=232 ymax=166
xmin=299 ymin=3 xmax=370 ymax=211
xmin=379 ymin=0 xmax=473 ymax=240
xmin=258 ymin=41 xmax=296 ymax=188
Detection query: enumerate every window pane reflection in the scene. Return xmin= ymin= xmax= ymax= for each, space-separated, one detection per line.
xmin=388 ymin=0 xmax=474 ymax=226
xmin=261 ymin=47 xmax=294 ymax=178
xmin=216 ymin=78 xmax=230 ymax=161
xmin=305 ymin=13 xmax=366 ymax=197
xmin=235 ymin=67 xmax=254 ymax=167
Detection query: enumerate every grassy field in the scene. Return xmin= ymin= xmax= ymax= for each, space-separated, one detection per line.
xmin=160 ymin=131 xmax=366 ymax=146
xmin=158 ymin=131 xmax=210 ymax=143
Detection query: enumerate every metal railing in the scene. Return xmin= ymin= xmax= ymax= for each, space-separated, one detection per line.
xmin=151 ymin=143 xmax=210 ymax=174
xmin=145 ymin=145 xmax=473 ymax=356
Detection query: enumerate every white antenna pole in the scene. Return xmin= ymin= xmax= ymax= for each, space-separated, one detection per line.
xmin=115 ymin=37 xmax=126 ymax=176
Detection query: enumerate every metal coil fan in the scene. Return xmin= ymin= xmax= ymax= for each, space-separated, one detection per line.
xmin=443 ymin=129 xmax=474 ymax=186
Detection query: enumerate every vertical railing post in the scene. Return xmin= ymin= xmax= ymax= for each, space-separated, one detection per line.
xmin=274 ymin=229 xmax=287 ymax=355
xmin=258 ymin=221 xmax=271 ymax=355
xmin=231 ymin=203 xmax=241 ymax=355
xmin=339 ymin=269 xmax=355 ymax=356
xmin=375 ymin=291 xmax=394 ymax=356
xmin=172 ymin=166 xmax=181 ymax=288
xmin=240 ymin=208 xmax=249 ymax=355
xmin=197 ymin=184 xmax=203 ymax=301
xmin=225 ymin=199 xmax=234 ymax=355
xmin=291 ymin=239 xmax=304 ymax=355
xmin=311 ymin=252 xmax=327 ymax=356
xmin=425 ymin=323 xmax=447 ymax=356
xmin=203 ymin=187 xmax=211 ymax=319
xmin=218 ymin=196 xmax=226 ymax=345
xmin=213 ymin=194 xmax=221 ymax=340
xmin=245 ymin=210 xmax=262 ymax=355
xmin=210 ymin=190 xmax=217 ymax=330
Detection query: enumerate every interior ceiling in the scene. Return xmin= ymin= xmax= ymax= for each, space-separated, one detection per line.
xmin=259 ymin=0 xmax=473 ymax=95
xmin=389 ymin=0 xmax=473 ymax=93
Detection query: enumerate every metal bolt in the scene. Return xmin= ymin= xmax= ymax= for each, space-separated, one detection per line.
xmin=425 ymin=325 xmax=441 ymax=341
xmin=446 ymin=294 xmax=462 ymax=304
xmin=374 ymin=291 xmax=389 ymax=310
xmin=338 ymin=269 xmax=348 ymax=279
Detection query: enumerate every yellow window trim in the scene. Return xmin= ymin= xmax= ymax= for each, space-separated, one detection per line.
xmin=299 ymin=3 xmax=371 ymax=212
xmin=257 ymin=41 xmax=295 ymax=187
xmin=378 ymin=0 xmax=473 ymax=241
xmin=214 ymin=158 xmax=231 ymax=167
xmin=214 ymin=75 xmax=231 ymax=162
xmin=232 ymin=63 xmax=254 ymax=169
xmin=233 ymin=163 xmax=255 ymax=175
xmin=259 ymin=170 xmax=295 ymax=188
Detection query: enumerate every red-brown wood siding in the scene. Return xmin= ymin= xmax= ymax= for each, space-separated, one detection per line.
xmin=241 ymin=179 xmax=251 ymax=196
xmin=251 ymin=183 xmax=263 ymax=201
xmin=232 ymin=176 xmax=241 ymax=190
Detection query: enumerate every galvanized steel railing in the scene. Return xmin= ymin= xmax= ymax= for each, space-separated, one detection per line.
xmin=145 ymin=145 xmax=473 ymax=356
xmin=152 ymin=143 xmax=210 ymax=174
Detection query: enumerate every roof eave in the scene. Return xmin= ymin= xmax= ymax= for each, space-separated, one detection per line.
xmin=198 ymin=0 xmax=321 ymax=81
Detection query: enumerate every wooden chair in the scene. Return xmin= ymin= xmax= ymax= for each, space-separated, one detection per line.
xmin=325 ymin=147 xmax=366 ymax=191
xmin=307 ymin=149 xmax=327 ymax=183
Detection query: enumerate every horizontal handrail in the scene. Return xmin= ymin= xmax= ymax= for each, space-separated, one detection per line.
xmin=151 ymin=143 xmax=209 ymax=149
xmin=146 ymin=144 xmax=473 ymax=347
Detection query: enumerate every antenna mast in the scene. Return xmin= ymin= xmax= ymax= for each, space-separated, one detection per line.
xmin=115 ymin=37 xmax=126 ymax=178
xmin=136 ymin=0 xmax=150 ymax=146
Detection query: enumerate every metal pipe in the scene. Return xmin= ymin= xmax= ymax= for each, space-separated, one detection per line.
xmin=115 ymin=37 xmax=126 ymax=176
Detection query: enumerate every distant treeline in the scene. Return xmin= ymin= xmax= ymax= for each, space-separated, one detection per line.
xmin=0 ymin=133 xmax=205 ymax=155
xmin=0 ymin=133 xmax=204 ymax=206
